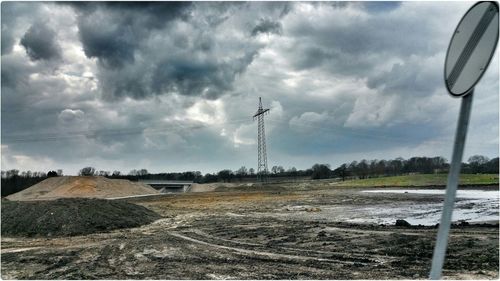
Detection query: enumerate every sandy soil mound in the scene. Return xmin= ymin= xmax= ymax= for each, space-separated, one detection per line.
xmin=1 ymin=198 xmax=161 ymax=237
xmin=6 ymin=176 xmax=159 ymax=201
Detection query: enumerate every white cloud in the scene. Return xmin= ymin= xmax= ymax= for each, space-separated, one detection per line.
xmin=143 ymin=129 xmax=187 ymax=150
xmin=344 ymin=94 xmax=400 ymax=128
xmin=289 ymin=111 xmax=330 ymax=132
xmin=186 ymin=99 xmax=226 ymax=125
xmin=57 ymin=108 xmax=88 ymax=130
xmin=232 ymin=123 xmax=256 ymax=147
xmin=1 ymin=145 xmax=55 ymax=171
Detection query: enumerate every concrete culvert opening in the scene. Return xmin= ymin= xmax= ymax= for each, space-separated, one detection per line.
xmin=1 ymin=198 xmax=162 ymax=237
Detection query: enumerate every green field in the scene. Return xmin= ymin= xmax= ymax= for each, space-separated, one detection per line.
xmin=332 ymin=174 xmax=499 ymax=187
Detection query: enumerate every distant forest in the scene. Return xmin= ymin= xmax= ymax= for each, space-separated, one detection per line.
xmin=1 ymin=155 xmax=498 ymax=197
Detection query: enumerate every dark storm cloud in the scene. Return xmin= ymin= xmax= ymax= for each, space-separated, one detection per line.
xmin=283 ymin=3 xmax=444 ymax=77
xmin=20 ymin=22 xmax=61 ymax=61
xmin=1 ymin=28 xmax=15 ymax=55
xmin=308 ymin=2 xmax=349 ymax=10
xmin=77 ymin=22 xmax=135 ymax=68
xmin=71 ymin=2 xmax=191 ymax=27
xmin=1 ymin=2 xmax=20 ymax=55
xmin=367 ymin=61 xmax=441 ymax=96
xmin=68 ymin=1 xmax=279 ymax=101
xmin=95 ymin=44 xmax=260 ymax=101
xmin=291 ymin=46 xmax=333 ymax=70
xmin=359 ymin=1 xmax=402 ymax=13
xmin=251 ymin=19 xmax=282 ymax=36
xmin=1 ymin=2 xmax=49 ymax=56
xmin=1 ymin=55 xmax=26 ymax=88
xmin=151 ymin=51 xmax=258 ymax=99
xmin=72 ymin=2 xmax=192 ymax=68
xmin=1 ymin=55 xmax=74 ymax=139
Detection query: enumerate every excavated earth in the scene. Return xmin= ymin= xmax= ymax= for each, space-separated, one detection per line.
xmin=6 ymin=176 xmax=159 ymax=201
xmin=1 ymin=185 xmax=498 ymax=279
xmin=1 ymin=198 xmax=161 ymax=237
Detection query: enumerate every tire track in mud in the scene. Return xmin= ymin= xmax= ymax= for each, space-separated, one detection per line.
xmin=169 ymin=231 xmax=379 ymax=265
xmin=188 ymin=229 xmax=395 ymax=265
xmin=1 ymin=247 xmax=44 ymax=253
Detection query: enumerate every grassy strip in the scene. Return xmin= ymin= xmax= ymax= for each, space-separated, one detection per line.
xmin=332 ymin=174 xmax=499 ymax=187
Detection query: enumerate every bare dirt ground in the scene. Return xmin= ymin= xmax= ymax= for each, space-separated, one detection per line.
xmin=1 ymin=186 xmax=498 ymax=279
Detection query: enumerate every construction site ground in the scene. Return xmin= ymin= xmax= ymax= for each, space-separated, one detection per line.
xmin=1 ymin=185 xmax=498 ymax=279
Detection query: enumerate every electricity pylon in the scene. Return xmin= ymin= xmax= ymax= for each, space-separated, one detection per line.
xmin=253 ymin=97 xmax=270 ymax=182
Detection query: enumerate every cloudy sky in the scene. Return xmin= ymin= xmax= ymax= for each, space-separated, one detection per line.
xmin=1 ymin=1 xmax=498 ymax=175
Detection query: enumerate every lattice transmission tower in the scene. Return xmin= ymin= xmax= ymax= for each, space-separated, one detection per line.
xmin=253 ymin=97 xmax=270 ymax=182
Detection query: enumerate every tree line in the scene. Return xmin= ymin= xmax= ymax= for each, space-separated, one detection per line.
xmin=1 ymin=169 xmax=62 ymax=197
xmin=2 ymin=155 xmax=498 ymax=197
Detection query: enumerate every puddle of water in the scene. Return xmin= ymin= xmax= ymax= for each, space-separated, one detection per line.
xmin=344 ymin=200 xmax=499 ymax=225
xmin=362 ymin=189 xmax=498 ymax=199
xmin=268 ymin=189 xmax=499 ymax=226
xmin=355 ymin=189 xmax=499 ymax=225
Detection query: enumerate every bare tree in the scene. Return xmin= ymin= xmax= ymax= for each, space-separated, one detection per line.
xmin=98 ymin=170 xmax=110 ymax=176
xmin=311 ymin=164 xmax=331 ymax=179
xmin=468 ymin=155 xmax=489 ymax=165
xmin=236 ymin=166 xmax=248 ymax=176
xmin=271 ymin=166 xmax=279 ymax=175
xmin=217 ymin=169 xmax=233 ymax=182
xmin=79 ymin=167 xmax=95 ymax=176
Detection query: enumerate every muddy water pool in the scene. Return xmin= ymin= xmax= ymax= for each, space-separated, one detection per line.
xmin=353 ymin=189 xmax=499 ymax=225
xmin=268 ymin=189 xmax=498 ymax=226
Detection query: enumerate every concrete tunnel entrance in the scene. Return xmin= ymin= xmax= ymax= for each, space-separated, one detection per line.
xmin=138 ymin=180 xmax=193 ymax=193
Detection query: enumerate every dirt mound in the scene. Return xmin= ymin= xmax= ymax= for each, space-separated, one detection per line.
xmin=1 ymin=198 xmax=161 ymax=237
xmin=6 ymin=176 xmax=159 ymax=201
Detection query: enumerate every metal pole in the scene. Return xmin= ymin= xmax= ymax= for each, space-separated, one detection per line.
xmin=429 ymin=90 xmax=474 ymax=280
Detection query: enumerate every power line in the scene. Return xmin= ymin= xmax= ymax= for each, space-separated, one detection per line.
xmin=265 ymin=117 xmax=490 ymax=149
xmin=2 ymin=117 xmax=253 ymax=143
xmin=266 ymin=117 xmax=423 ymax=142
xmin=2 ymin=114 xmax=491 ymax=150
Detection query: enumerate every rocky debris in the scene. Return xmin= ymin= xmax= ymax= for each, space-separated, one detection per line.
xmin=395 ymin=219 xmax=412 ymax=227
